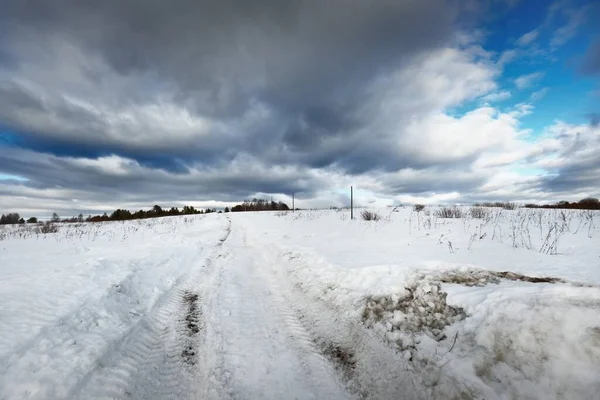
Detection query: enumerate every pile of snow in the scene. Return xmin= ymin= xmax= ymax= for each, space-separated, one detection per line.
xmin=449 ymin=282 xmax=600 ymax=399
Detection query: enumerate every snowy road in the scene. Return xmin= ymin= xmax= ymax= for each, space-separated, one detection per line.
xmin=2 ymin=209 xmax=600 ymax=399
xmin=0 ymin=217 xmax=372 ymax=399
xmin=197 ymin=219 xmax=352 ymax=400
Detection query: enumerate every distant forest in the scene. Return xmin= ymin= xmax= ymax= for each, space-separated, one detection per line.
xmin=230 ymin=199 xmax=290 ymax=212
xmin=522 ymin=197 xmax=600 ymax=210
xmin=0 ymin=199 xmax=291 ymax=225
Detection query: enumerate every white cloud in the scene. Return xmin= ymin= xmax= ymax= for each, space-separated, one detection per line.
xmin=362 ymin=46 xmax=498 ymax=121
xmin=401 ymin=107 xmax=524 ymax=163
xmin=481 ymin=91 xmax=511 ymax=102
xmin=550 ymin=7 xmax=587 ymax=48
xmin=498 ymin=49 xmax=518 ymax=65
xmin=517 ymin=30 xmax=539 ymax=46
xmin=530 ymin=87 xmax=549 ymax=101
xmin=508 ymin=103 xmax=534 ymax=118
xmin=395 ymin=192 xmax=462 ymax=205
xmin=64 ymin=155 xmax=140 ymax=176
xmin=515 ymin=72 xmax=545 ymax=89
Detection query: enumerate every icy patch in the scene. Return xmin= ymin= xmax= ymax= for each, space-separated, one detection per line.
xmin=361 ymin=281 xmax=466 ymax=350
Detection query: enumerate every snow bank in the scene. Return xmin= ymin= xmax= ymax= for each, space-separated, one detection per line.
xmin=278 ymin=245 xmax=600 ymax=398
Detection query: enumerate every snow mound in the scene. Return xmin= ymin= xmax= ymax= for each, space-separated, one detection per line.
xmin=455 ymin=286 xmax=600 ymax=399
xmin=362 ymin=281 xmax=466 ymax=349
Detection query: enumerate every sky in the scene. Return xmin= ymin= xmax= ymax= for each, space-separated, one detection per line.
xmin=0 ymin=0 xmax=599 ymax=218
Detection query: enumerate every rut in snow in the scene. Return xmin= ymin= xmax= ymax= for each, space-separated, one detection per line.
xmin=69 ymin=219 xmax=233 ymax=400
xmin=181 ymin=291 xmax=202 ymax=365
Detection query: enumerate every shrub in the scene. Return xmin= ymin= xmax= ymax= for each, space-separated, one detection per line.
xmin=434 ymin=206 xmax=464 ymax=219
xmin=474 ymin=201 xmax=516 ymax=210
xmin=361 ymin=210 xmax=381 ymax=221
xmin=36 ymin=222 xmax=59 ymax=234
xmin=502 ymin=202 xmax=517 ymax=210
xmin=413 ymin=204 xmax=425 ymax=212
xmin=469 ymin=206 xmax=489 ymax=219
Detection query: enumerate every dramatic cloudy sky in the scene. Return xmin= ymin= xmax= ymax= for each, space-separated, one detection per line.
xmin=1 ymin=0 xmax=599 ymax=217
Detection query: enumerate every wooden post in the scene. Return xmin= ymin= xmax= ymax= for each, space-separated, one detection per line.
xmin=292 ymin=193 xmax=295 ymax=212
xmin=351 ymin=186 xmax=353 ymax=220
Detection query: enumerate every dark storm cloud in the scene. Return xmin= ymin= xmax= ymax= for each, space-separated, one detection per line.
xmin=2 ymin=0 xmax=456 ymax=105
xmin=378 ymin=169 xmax=488 ymax=195
xmin=535 ymin=125 xmax=600 ymax=194
xmin=538 ymin=162 xmax=600 ymax=193
xmin=0 ymin=0 xmax=458 ymax=163
xmin=0 ymin=149 xmax=325 ymax=206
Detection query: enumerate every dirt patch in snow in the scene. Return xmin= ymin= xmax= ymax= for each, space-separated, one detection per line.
xmin=435 ymin=269 xmax=565 ymax=287
xmin=181 ymin=291 xmax=201 ymax=365
xmin=361 ymin=281 xmax=466 ymax=351
xmin=321 ymin=342 xmax=358 ymax=377
xmin=183 ymin=292 xmax=200 ymax=335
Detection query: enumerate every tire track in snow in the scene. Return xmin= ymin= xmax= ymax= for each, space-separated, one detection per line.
xmin=204 ymin=220 xmax=353 ymax=400
xmin=67 ymin=218 xmax=233 ymax=400
xmin=71 ymin=284 xmax=195 ymax=399
xmin=0 ymin=258 xmax=169 ymax=365
xmin=0 ymin=256 xmax=192 ymax=400
xmin=181 ymin=291 xmax=201 ymax=365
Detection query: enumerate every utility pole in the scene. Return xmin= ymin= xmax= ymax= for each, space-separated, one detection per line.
xmin=292 ymin=193 xmax=295 ymax=212
xmin=351 ymin=186 xmax=353 ymax=220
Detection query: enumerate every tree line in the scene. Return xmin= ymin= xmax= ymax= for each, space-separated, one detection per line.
xmin=230 ymin=199 xmax=290 ymax=212
xmin=1 ymin=199 xmax=292 ymax=225
xmin=0 ymin=213 xmax=26 ymax=224
xmin=523 ymin=197 xmax=600 ymax=210
xmin=0 ymin=205 xmax=217 ymax=225
xmin=87 ymin=205 xmax=218 ymax=222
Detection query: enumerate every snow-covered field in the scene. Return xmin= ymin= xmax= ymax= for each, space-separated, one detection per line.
xmin=1 ymin=207 xmax=599 ymax=399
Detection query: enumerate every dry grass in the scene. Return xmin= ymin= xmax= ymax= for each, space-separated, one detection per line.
xmin=474 ymin=201 xmax=517 ymax=210
xmin=435 ymin=206 xmax=464 ymax=219
xmin=36 ymin=222 xmax=60 ymax=234
xmin=361 ymin=210 xmax=381 ymax=221
xmin=469 ymin=206 xmax=489 ymax=219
